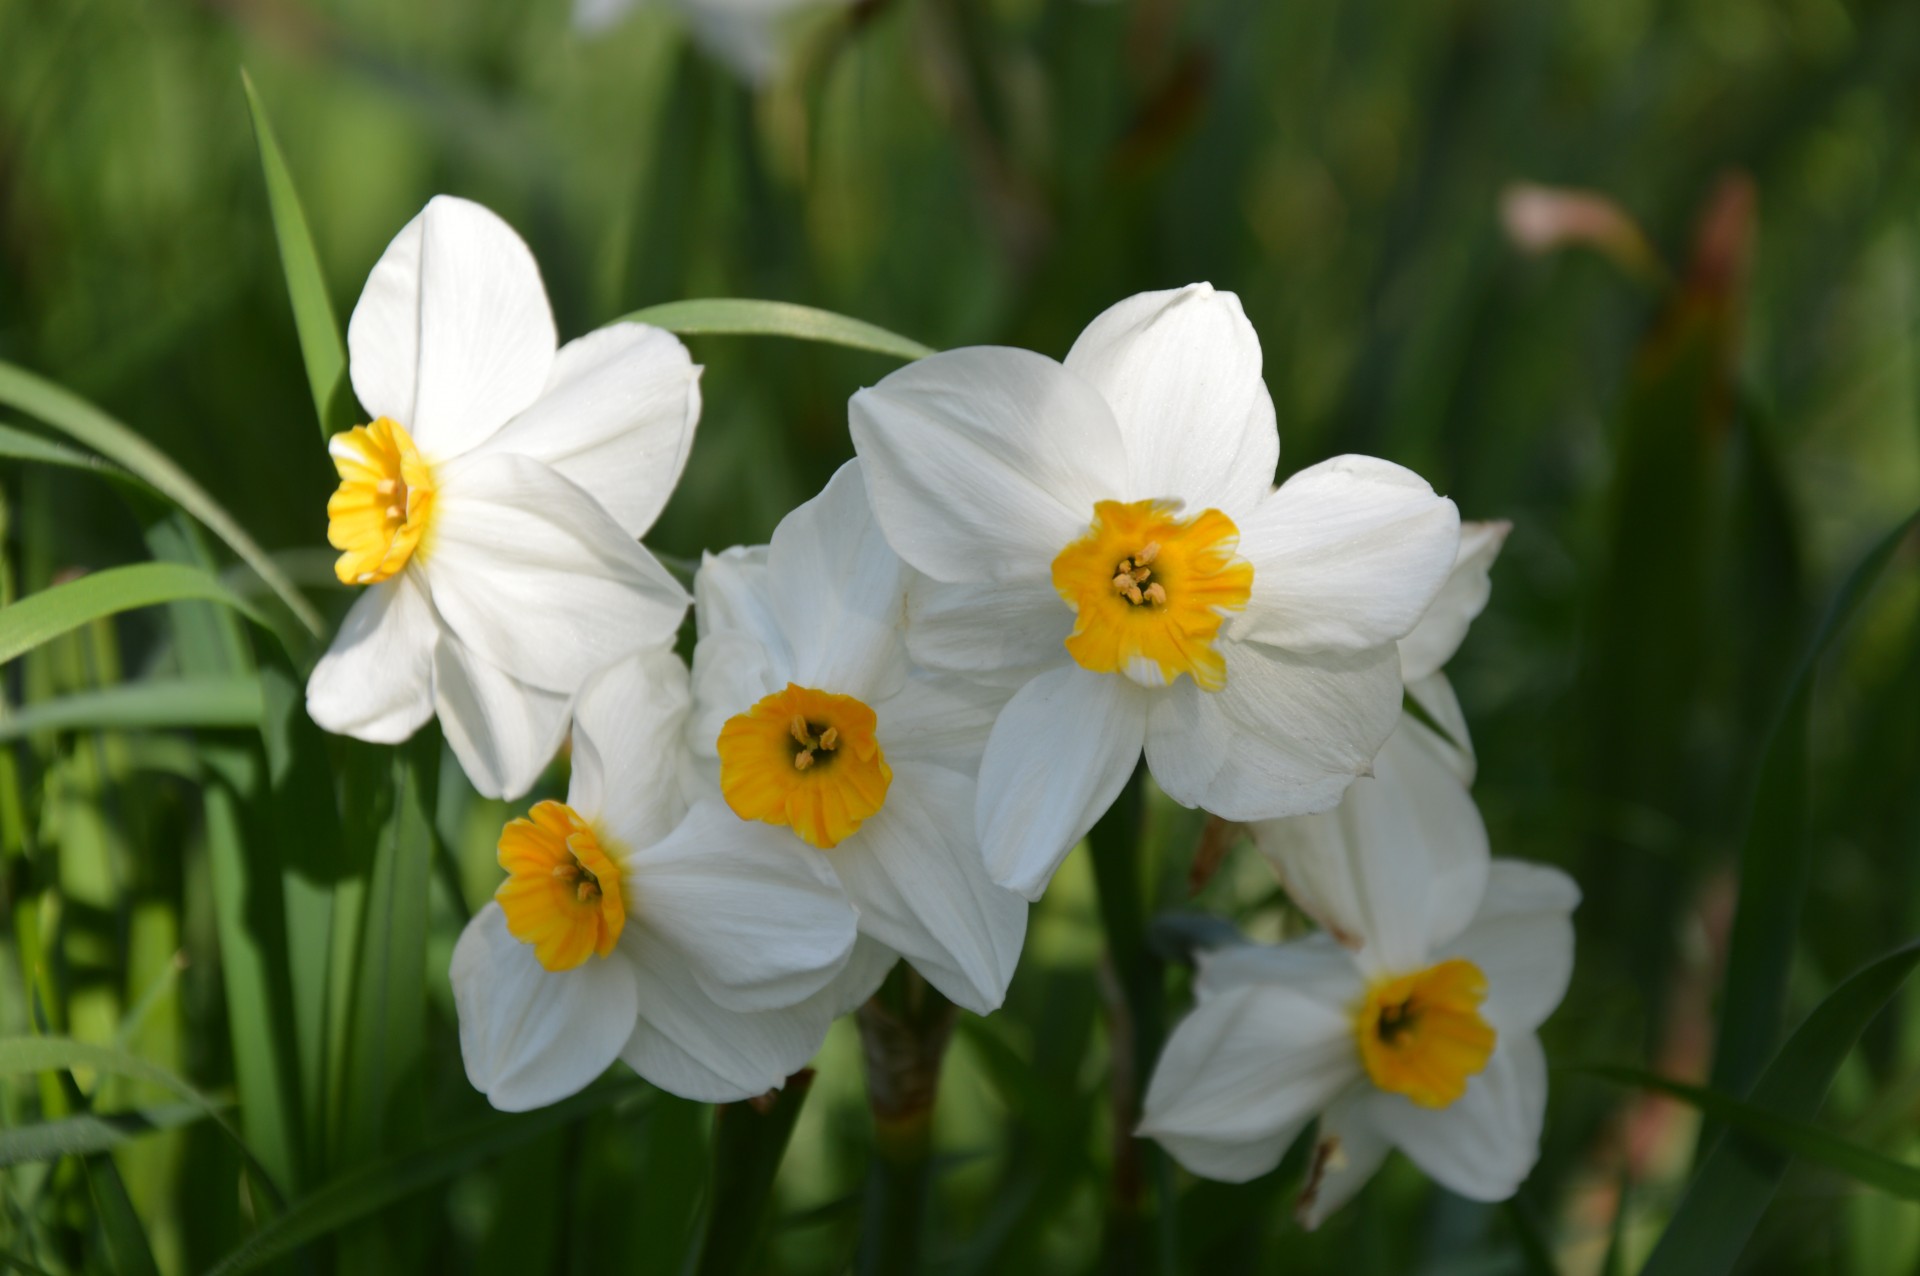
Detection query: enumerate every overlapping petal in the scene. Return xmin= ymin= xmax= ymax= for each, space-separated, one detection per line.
xmin=305 ymin=570 xmax=437 ymax=744
xmin=1442 ymin=861 xmax=1579 ymax=1035
xmin=432 ymin=628 xmax=572 ymax=801
xmin=1366 ymin=1032 xmax=1547 ymax=1203
xmin=1399 ymin=520 xmax=1511 ymax=682
xmin=570 ymin=647 xmax=694 ymax=853
xmin=903 ymin=574 xmax=1072 ymax=688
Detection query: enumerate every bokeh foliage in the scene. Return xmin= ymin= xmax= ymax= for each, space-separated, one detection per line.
xmin=4 ymin=0 xmax=1920 ymax=1272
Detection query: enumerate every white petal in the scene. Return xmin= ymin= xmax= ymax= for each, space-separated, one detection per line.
xmin=1398 ymin=520 xmax=1511 ymax=681
xmin=426 ymin=453 xmax=689 ymax=691
xmin=570 ymin=647 xmax=693 ymax=852
xmin=306 ymin=571 xmax=437 ymax=744
xmin=830 ymin=762 xmax=1027 ymax=1014
xmin=1062 ymin=284 xmax=1277 ymax=517
xmin=619 ymin=930 xmax=834 ymax=1103
xmin=573 ymin=0 xmax=636 ymax=33
xmin=849 ymin=347 xmax=1127 ymax=584
xmin=1372 ymin=1031 xmax=1547 ymax=1203
xmin=977 ymin=665 xmax=1149 ymax=901
xmin=873 ymin=672 xmax=1009 ymax=776
xmin=450 ymin=903 xmax=638 ymax=1112
xmin=1250 ymin=716 xmax=1489 ymax=973
xmin=1406 ymin=672 xmax=1476 ymax=784
xmin=469 ymin=323 xmax=701 ymax=538
xmin=433 ymin=629 xmax=572 ymax=801
xmin=764 ymin=462 xmax=909 ymax=703
xmin=686 ymin=629 xmax=782 ymax=765
xmin=347 ymin=196 xmax=556 ymax=459
xmin=628 ymin=798 xmax=857 ymax=1011
xmin=1232 ymin=456 xmax=1461 ymax=652
xmin=1296 ymin=1091 xmax=1393 ymax=1229
xmin=903 ymin=573 xmax=1072 ymax=689
xmin=1194 ymin=932 xmax=1366 ymax=1006
xmin=695 ymin=545 xmax=778 ymax=644
xmin=1443 ymin=861 xmax=1580 ymax=1035
xmin=1138 ymin=983 xmax=1360 ymax=1184
xmin=1144 ymin=640 xmax=1400 ymax=823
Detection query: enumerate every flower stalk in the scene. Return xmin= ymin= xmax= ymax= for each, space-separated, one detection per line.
xmin=692 ymin=1070 xmax=816 ymax=1276
xmin=856 ymin=965 xmax=958 ymax=1275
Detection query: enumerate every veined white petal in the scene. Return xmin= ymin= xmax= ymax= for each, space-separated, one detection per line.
xmin=451 ymin=903 xmax=638 ymax=1112
xmin=1399 ymin=520 xmax=1511 ymax=682
xmin=1232 ymin=456 xmax=1460 ymax=652
xmin=347 ymin=196 xmax=556 ymax=460
xmin=1406 ymin=672 xmax=1475 ymax=784
xmin=306 ymin=570 xmax=437 ymax=744
xmin=433 ymin=628 xmax=572 ymax=801
xmin=1139 ymin=983 xmax=1360 ymax=1183
xmin=977 ymin=665 xmax=1149 ymax=901
xmin=1194 ymin=932 xmax=1366 ymax=1007
xmin=830 ymin=762 xmax=1027 ymax=1014
xmin=1144 ymin=640 xmax=1400 ymax=823
xmin=1296 ymin=1091 xmax=1393 ymax=1229
xmin=873 ymin=671 xmax=1008 ymax=776
xmin=765 ymin=462 xmax=909 ymax=704
xmin=1371 ymin=1031 xmax=1547 ymax=1203
xmin=695 ymin=545 xmax=778 ymax=644
xmin=1063 ymin=284 xmax=1278 ymax=519
xmin=470 ymin=323 xmax=701 ymax=538
xmin=628 ymin=798 xmax=857 ymax=1011
xmin=904 ymin=573 xmax=1072 ymax=689
xmin=1250 ymin=715 xmax=1490 ymax=973
xmin=850 ymin=347 xmax=1127 ymax=584
xmin=1443 ymin=860 xmax=1579 ymax=1035
xmin=687 ymin=629 xmax=783 ymax=764
xmin=570 ymin=647 xmax=693 ymax=853
xmin=427 ymin=453 xmax=689 ymax=692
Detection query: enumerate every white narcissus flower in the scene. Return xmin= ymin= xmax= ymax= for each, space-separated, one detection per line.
xmin=685 ymin=461 xmax=1027 ymax=1015
xmin=574 ymin=0 xmax=845 ymax=85
xmin=849 ymin=284 xmax=1462 ymax=899
xmin=452 ymin=648 xmax=870 ymax=1109
xmin=306 ymin=195 xmax=700 ymax=800
xmin=1138 ymin=809 xmax=1578 ymax=1222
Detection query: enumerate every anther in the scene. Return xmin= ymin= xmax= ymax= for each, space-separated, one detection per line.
xmin=575 ymin=880 xmax=598 ymax=904
xmin=1143 ymin=582 xmax=1167 ymax=606
xmin=793 ymin=750 xmax=815 ymax=771
xmin=1112 ymin=572 xmax=1136 ymax=593
xmin=789 ymin=716 xmax=814 ymax=748
xmin=1125 ymin=584 xmax=1145 ymax=605
xmin=819 ymin=727 xmax=839 ymax=751
xmin=1137 ymin=541 xmax=1161 ymax=566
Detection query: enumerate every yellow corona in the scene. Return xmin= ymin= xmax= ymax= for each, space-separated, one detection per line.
xmin=1355 ymin=958 xmax=1497 ymax=1109
xmin=326 ymin=416 xmax=436 ymax=585
xmin=717 ymin=684 xmax=892 ymax=849
xmin=495 ymin=801 xmax=626 ymax=971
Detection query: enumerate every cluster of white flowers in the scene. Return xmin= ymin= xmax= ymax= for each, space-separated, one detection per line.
xmin=306 ymin=195 xmax=1576 ymax=1222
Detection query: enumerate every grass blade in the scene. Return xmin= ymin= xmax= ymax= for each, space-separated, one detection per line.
xmin=0 ymin=423 xmax=137 ymax=482
xmin=0 ymin=1103 xmax=212 ymax=1168
xmin=618 ymin=299 xmax=935 ymax=362
xmin=1642 ymin=940 xmax=1920 ymax=1275
xmin=0 ymin=676 xmax=262 ymax=741
xmin=82 ymin=1154 xmax=160 ymax=1276
xmin=200 ymin=1081 xmax=646 ymax=1276
xmin=0 ymin=564 xmax=276 ymax=667
xmin=0 ymin=361 xmax=323 ymax=636
xmin=1586 ymin=1066 xmax=1920 ymax=1199
xmin=1711 ymin=508 xmax=1919 ymax=1098
xmin=240 ymin=70 xmax=355 ymax=441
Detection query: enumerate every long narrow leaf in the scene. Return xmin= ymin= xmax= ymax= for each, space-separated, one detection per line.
xmin=0 ymin=677 xmax=263 ymax=742
xmin=1642 ymin=941 xmax=1920 ymax=1275
xmin=1586 ymin=1066 xmax=1920 ymax=1199
xmin=0 ymin=361 xmax=323 ymax=635
xmin=0 ymin=1103 xmax=212 ymax=1168
xmin=0 ymin=423 xmax=136 ymax=482
xmin=241 ymin=71 xmax=355 ymax=441
xmin=620 ymin=298 xmax=935 ymax=362
xmin=200 ymin=1082 xmax=645 ymax=1276
xmin=1712 ymin=509 xmax=1919 ymax=1097
xmin=0 ymin=564 xmax=275 ymax=667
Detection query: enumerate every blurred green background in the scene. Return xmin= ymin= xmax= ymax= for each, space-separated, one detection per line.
xmin=5 ymin=0 xmax=1920 ymax=1272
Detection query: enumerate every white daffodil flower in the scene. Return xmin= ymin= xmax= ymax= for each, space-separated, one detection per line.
xmin=574 ymin=0 xmax=844 ymax=85
xmin=452 ymin=648 xmax=869 ymax=1110
xmin=1138 ymin=854 xmax=1578 ymax=1224
xmin=306 ymin=195 xmax=700 ymax=800
xmin=684 ymin=460 xmax=1027 ymax=1015
xmin=849 ymin=284 xmax=1462 ymax=899
xmin=1252 ymin=519 xmax=1512 ymax=915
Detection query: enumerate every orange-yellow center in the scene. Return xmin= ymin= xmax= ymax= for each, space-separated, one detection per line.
xmin=1355 ymin=958 xmax=1496 ymax=1109
xmin=1050 ymin=499 xmax=1254 ymax=691
xmin=716 ymin=683 xmax=891 ymax=850
xmin=495 ymin=801 xmax=626 ymax=972
xmin=327 ymin=416 xmax=435 ymax=585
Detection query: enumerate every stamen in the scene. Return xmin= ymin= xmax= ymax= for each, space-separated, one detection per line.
xmin=789 ymin=715 xmax=814 ymax=748
xmin=819 ymin=727 xmax=839 ymax=751
xmin=1112 ymin=572 xmax=1136 ymax=593
xmin=1143 ymin=582 xmax=1167 ymax=606
xmin=793 ymin=750 xmax=815 ymax=771
xmin=1136 ymin=541 xmax=1161 ymax=565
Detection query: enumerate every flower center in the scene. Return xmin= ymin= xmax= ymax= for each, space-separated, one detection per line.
xmin=495 ymin=801 xmax=626 ymax=972
xmin=326 ymin=416 xmax=436 ymax=585
xmin=1049 ymin=499 xmax=1254 ymax=691
xmin=716 ymin=683 xmax=892 ymax=849
xmin=1354 ymin=958 xmax=1496 ymax=1109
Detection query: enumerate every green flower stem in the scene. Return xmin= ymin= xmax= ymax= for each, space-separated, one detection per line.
xmin=692 ymin=1070 xmax=815 ymax=1276
xmin=1088 ymin=764 xmax=1176 ymax=1274
xmin=855 ymin=965 xmax=958 ymax=1276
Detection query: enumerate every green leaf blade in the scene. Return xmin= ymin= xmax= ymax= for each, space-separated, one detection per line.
xmin=619 ymin=298 xmax=935 ymax=362
xmin=0 ymin=564 xmax=276 ymax=668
